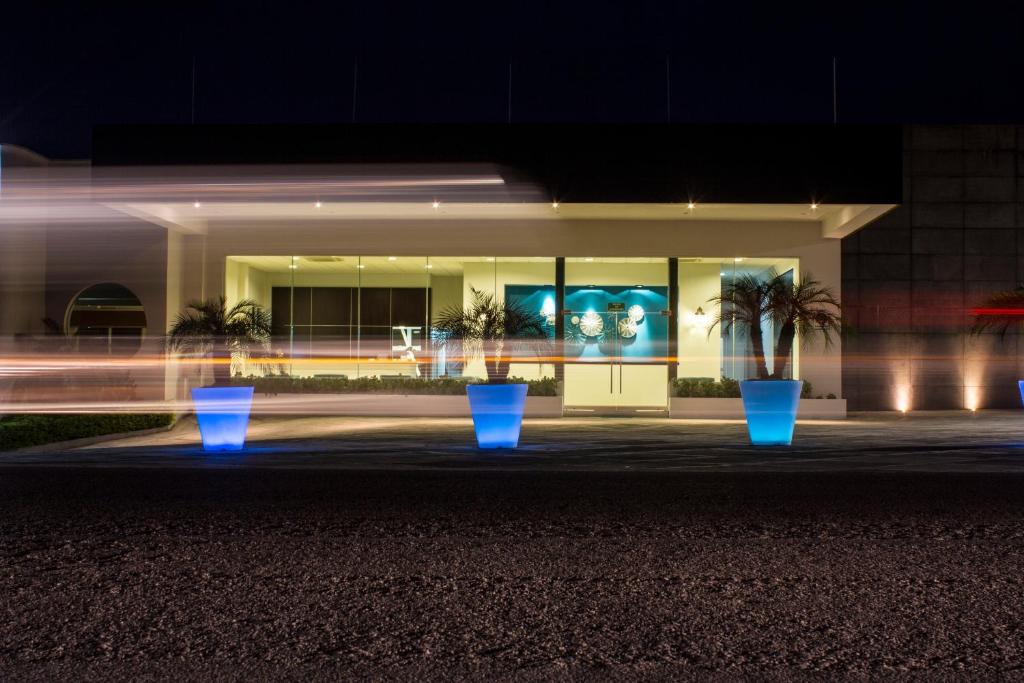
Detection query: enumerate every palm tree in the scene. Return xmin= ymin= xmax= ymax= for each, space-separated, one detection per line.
xmin=765 ymin=273 xmax=842 ymax=380
xmin=970 ymin=287 xmax=1024 ymax=337
xmin=708 ymin=272 xmax=775 ymax=379
xmin=708 ymin=270 xmax=841 ymax=380
xmin=167 ymin=296 xmax=273 ymax=386
xmin=433 ymin=288 xmax=549 ymax=384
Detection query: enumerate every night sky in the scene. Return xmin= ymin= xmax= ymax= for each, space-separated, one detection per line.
xmin=4 ymin=1 xmax=1023 ymax=159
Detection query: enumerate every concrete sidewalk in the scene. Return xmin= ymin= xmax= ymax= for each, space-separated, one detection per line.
xmin=4 ymin=411 xmax=1024 ymax=471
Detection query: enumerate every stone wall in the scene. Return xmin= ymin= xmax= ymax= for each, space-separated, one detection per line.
xmin=842 ymin=125 xmax=1024 ymax=410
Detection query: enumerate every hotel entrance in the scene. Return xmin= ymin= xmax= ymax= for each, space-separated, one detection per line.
xmin=561 ymin=258 xmax=670 ymax=415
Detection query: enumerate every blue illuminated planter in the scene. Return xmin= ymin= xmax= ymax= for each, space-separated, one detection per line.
xmin=1018 ymin=380 xmax=1024 ymax=406
xmin=466 ymin=383 xmax=528 ymax=449
xmin=739 ymin=380 xmax=803 ymax=446
xmin=190 ymin=386 xmax=254 ymax=452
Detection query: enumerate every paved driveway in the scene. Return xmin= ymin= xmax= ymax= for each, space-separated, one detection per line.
xmin=6 ymin=411 xmax=1024 ymax=471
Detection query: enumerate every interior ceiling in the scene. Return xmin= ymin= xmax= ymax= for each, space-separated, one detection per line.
xmin=228 ymin=255 xmax=555 ymax=277
xmin=228 ymin=255 xmax=795 ymax=277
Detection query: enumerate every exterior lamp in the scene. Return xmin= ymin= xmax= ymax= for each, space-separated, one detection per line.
xmin=687 ymin=201 xmax=695 ymax=209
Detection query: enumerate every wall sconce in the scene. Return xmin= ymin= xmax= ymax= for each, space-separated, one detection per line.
xmin=684 ymin=306 xmax=710 ymax=334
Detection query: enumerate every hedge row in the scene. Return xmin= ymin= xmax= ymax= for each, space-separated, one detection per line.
xmin=673 ymin=377 xmax=817 ymax=399
xmin=0 ymin=413 xmax=174 ymax=451
xmin=233 ymin=375 xmax=561 ymax=397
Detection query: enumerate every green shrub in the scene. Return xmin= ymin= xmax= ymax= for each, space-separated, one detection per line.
xmin=233 ymin=375 xmax=560 ymax=397
xmin=0 ymin=413 xmax=174 ymax=451
xmin=672 ymin=377 xmax=741 ymax=398
xmin=673 ymin=377 xmax=813 ymax=399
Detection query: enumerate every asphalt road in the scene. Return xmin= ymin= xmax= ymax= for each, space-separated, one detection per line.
xmin=1 ymin=467 xmax=1023 ymax=680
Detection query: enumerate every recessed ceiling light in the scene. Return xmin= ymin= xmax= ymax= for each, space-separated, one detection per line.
xmin=315 ymin=201 xmax=322 ymax=208
xmin=552 ymin=201 xmax=559 ymax=209
xmin=810 ymin=202 xmax=818 ymax=210
xmin=584 ymin=257 xmax=594 ymax=262
xmin=387 ymin=256 xmax=397 ymax=261
xmin=734 ymin=257 xmax=744 ymax=262
xmin=486 ymin=257 xmax=495 ymax=262
xmin=432 ymin=200 xmax=440 ymax=209
xmin=193 ymin=201 xmax=201 ymax=208
xmin=687 ymin=201 xmax=695 ymax=209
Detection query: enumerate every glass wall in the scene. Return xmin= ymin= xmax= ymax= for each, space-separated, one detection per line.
xmin=563 ymin=258 xmax=670 ymax=409
xmin=224 ymin=256 xmax=555 ymax=383
xmin=224 ymin=254 xmax=800 ymax=392
xmin=676 ymin=257 xmax=799 ymax=383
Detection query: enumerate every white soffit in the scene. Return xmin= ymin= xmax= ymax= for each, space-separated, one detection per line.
xmin=108 ymin=202 xmax=898 ymax=236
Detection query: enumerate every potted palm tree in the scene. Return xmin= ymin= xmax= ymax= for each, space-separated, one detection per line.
xmin=434 ymin=288 xmax=549 ymax=448
xmin=167 ymin=297 xmax=272 ymax=451
xmin=709 ymin=270 xmax=841 ymax=445
xmin=970 ymin=287 xmax=1024 ymax=406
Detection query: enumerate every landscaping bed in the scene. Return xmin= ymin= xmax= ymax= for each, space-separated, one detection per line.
xmin=0 ymin=413 xmax=174 ymax=451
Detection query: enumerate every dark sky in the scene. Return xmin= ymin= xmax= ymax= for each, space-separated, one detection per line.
xmin=4 ymin=1 xmax=1023 ymax=159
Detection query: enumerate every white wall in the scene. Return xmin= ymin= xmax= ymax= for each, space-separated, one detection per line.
xmin=677 ymin=263 xmax=721 ymax=379
xmin=0 ymin=226 xmax=47 ymax=338
xmin=44 ymin=216 xmax=172 ymax=401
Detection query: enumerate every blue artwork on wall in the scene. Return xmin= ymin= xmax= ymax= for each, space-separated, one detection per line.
xmin=565 ymin=285 xmax=668 ymax=362
xmin=503 ymin=284 xmax=669 ymax=362
xmin=505 ymin=285 xmax=557 ymax=339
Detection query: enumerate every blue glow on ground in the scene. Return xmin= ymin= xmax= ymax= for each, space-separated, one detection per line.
xmin=191 ymin=386 xmax=254 ymax=452
xmin=466 ymin=384 xmax=528 ymax=449
xmin=739 ymin=380 xmax=802 ymax=446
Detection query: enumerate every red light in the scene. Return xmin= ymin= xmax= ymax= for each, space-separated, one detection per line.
xmin=971 ymin=308 xmax=1024 ymax=316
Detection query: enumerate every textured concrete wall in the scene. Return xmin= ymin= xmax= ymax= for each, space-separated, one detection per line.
xmin=842 ymin=125 xmax=1024 ymax=410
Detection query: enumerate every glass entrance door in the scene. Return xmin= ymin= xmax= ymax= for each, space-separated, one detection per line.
xmin=561 ymin=258 xmax=669 ymax=414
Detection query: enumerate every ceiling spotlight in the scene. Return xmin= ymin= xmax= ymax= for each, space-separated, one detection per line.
xmin=552 ymin=201 xmax=559 ymax=209
xmin=687 ymin=201 xmax=695 ymax=210
xmin=193 ymin=201 xmax=201 ymax=208
xmin=810 ymin=202 xmax=818 ymax=210
xmin=387 ymin=256 xmax=397 ymax=261
xmin=315 ymin=200 xmax=322 ymax=208
xmin=432 ymin=200 xmax=440 ymax=209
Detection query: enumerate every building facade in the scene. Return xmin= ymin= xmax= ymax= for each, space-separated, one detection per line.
xmin=1 ymin=124 xmax=914 ymax=415
xmin=843 ymin=125 xmax=1024 ymax=410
